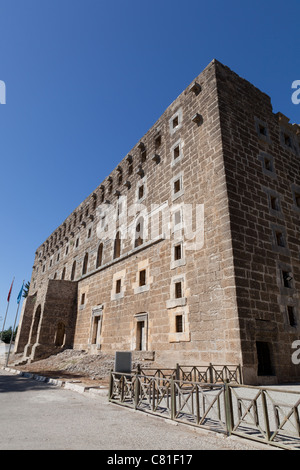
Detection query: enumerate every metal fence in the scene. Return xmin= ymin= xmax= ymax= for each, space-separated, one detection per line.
xmin=109 ymin=371 xmax=300 ymax=450
xmin=134 ymin=363 xmax=243 ymax=384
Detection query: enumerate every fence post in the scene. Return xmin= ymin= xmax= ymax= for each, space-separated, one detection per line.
xmin=176 ymin=363 xmax=180 ymax=381
xmin=134 ymin=366 xmax=141 ymax=410
xmin=120 ymin=375 xmax=125 ymax=402
xmin=237 ymin=364 xmax=243 ymax=384
xmin=195 ymin=384 xmax=200 ymax=425
xmin=171 ymin=378 xmax=176 ymax=420
xmin=261 ymin=390 xmax=271 ymax=441
xmin=209 ymin=363 xmax=214 ymax=383
xmin=224 ymin=380 xmax=233 ymax=436
xmin=108 ymin=370 xmax=113 ymax=401
xmin=152 ymin=378 xmax=156 ymax=412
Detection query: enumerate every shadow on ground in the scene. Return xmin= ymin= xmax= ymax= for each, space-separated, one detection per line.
xmin=0 ymin=373 xmax=58 ymax=393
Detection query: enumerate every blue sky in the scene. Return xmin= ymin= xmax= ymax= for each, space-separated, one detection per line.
xmin=0 ymin=0 xmax=299 ymax=330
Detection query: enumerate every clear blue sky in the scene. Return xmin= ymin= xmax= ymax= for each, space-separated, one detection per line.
xmin=0 ymin=0 xmax=299 ymax=330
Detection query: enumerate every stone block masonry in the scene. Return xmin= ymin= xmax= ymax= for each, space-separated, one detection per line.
xmin=15 ymin=59 xmax=300 ymax=385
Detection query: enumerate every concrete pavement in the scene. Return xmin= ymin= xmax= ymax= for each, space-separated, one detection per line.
xmin=0 ymin=369 xmax=270 ymax=451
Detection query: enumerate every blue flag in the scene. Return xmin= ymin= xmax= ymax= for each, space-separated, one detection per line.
xmin=17 ymin=284 xmax=24 ymax=304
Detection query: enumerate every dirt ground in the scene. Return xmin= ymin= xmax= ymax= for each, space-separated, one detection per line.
xmin=5 ymin=349 xmax=156 ymax=387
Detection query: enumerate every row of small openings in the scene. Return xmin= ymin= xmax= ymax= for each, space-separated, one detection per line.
xmin=114 ymin=273 xmax=184 ymax=298
xmin=40 ymin=88 xmax=203 ymax=258
xmin=99 ymin=137 xmax=162 ymax=202
xmin=40 ymin=198 xmax=97 ymax=256
xmin=256 ymin=117 xmax=298 ymax=152
xmin=41 ymin=109 xmax=185 ymax=255
xmin=281 ymin=270 xmax=297 ymax=327
xmin=261 ymin=153 xmax=300 ymax=211
xmin=113 ymin=273 xmax=184 ymax=334
xmin=263 ymin=157 xmax=298 ymax=327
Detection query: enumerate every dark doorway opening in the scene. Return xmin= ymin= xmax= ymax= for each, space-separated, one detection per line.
xmin=256 ymin=341 xmax=274 ymax=376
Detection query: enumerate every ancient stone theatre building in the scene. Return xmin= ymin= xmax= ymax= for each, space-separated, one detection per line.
xmin=15 ymin=59 xmax=300 ymax=385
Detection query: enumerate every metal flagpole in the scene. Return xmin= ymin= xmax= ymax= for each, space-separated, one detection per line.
xmin=5 ymin=280 xmax=24 ymax=368
xmin=0 ymin=277 xmax=15 ymax=342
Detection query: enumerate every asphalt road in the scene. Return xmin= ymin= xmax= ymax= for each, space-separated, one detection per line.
xmin=0 ymin=369 xmax=269 ymax=451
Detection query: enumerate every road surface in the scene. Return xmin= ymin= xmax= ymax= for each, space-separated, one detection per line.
xmin=0 ymin=369 xmax=269 ymax=451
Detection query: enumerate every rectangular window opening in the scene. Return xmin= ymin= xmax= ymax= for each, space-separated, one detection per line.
xmin=259 ymin=124 xmax=267 ymax=136
xmin=173 ymin=145 xmax=180 ymax=160
xmin=172 ymin=116 xmax=179 ymax=129
xmin=282 ymin=270 xmax=293 ymax=288
xmin=175 ymin=281 xmax=182 ymax=299
xmin=155 ymin=135 xmax=161 ymax=149
xmin=284 ymin=134 xmax=292 ymax=147
xmin=275 ymin=231 xmax=285 ymax=247
xmin=174 ymin=210 xmax=181 ymax=227
xmin=174 ymin=244 xmax=182 ymax=260
xmin=175 ymin=315 xmax=183 ymax=333
xmin=139 ymin=269 xmax=146 ymax=287
xmin=264 ymin=157 xmax=273 ymax=171
xmin=174 ymin=179 xmax=181 ymax=194
xmin=270 ymin=196 xmax=279 ymax=211
xmin=81 ymin=293 xmax=85 ymax=305
xmin=287 ymin=306 xmax=297 ymax=327
xmin=116 ymin=279 xmax=121 ymax=294
xmin=138 ymin=185 xmax=144 ymax=200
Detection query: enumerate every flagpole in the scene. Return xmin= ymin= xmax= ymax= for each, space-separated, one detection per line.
xmin=5 ymin=280 xmax=24 ymax=368
xmin=0 ymin=277 xmax=15 ymax=342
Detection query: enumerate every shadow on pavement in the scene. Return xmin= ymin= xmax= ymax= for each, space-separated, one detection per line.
xmin=0 ymin=373 xmax=57 ymax=394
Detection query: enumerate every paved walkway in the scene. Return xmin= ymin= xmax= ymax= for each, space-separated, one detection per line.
xmin=0 ymin=369 xmax=270 ymax=451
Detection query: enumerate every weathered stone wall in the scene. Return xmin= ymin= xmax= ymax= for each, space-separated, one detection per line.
xmin=17 ymin=59 xmax=242 ymax=369
xmin=216 ymin=61 xmax=300 ymax=383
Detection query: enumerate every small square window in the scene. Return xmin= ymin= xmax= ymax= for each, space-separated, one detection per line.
xmin=139 ymin=269 xmax=146 ymax=287
xmin=275 ymin=231 xmax=285 ymax=247
xmin=138 ymin=185 xmax=144 ymax=200
xmin=174 ymin=210 xmax=181 ymax=227
xmin=282 ymin=271 xmax=293 ymax=288
xmin=259 ymin=124 xmax=267 ymax=136
xmin=174 ymin=244 xmax=182 ymax=261
xmin=270 ymin=196 xmax=280 ymax=211
xmin=174 ymin=179 xmax=181 ymax=194
xmin=155 ymin=135 xmax=161 ymax=149
xmin=173 ymin=145 xmax=180 ymax=160
xmin=175 ymin=281 xmax=182 ymax=299
xmin=287 ymin=306 xmax=297 ymax=327
xmin=116 ymin=279 xmax=121 ymax=294
xmin=175 ymin=315 xmax=183 ymax=333
xmin=172 ymin=116 xmax=179 ymax=129
xmin=284 ymin=133 xmax=292 ymax=148
xmin=264 ymin=157 xmax=273 ymax=172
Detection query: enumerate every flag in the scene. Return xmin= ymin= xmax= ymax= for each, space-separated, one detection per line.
xmin=17 ymin=283 xmax=24 ymax=304
xmin=7 ymin=278 xmax=14 ymax=302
